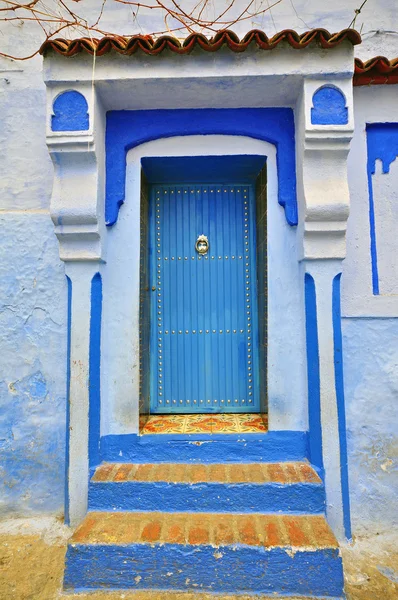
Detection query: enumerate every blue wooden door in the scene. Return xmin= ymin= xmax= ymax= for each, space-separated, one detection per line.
xmin=150 ymin=183 xmax=259 ymax=413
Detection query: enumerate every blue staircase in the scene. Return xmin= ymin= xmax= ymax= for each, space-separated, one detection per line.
xmin=64 ymin=436 xmax=345 ymax=598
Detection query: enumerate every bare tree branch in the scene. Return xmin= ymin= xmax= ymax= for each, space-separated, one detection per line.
xmin=0 ymin=0 xmax=284 ymax=60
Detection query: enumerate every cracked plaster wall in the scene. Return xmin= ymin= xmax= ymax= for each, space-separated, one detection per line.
xmin=0 ymin=213 xmax=67 ymax=516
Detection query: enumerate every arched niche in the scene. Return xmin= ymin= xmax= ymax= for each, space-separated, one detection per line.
xmin=311 ymin=86 xmax=348 ymax=126
xmin=52 ymin=90 xmax=89 ymax=132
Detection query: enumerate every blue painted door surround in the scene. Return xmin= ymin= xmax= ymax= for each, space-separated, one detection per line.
xmin=150 ymin=183 xmax=259 ymax=413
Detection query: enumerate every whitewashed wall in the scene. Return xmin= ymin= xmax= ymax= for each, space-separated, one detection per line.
xmin=0 ymin=0 xmax=397 ymax=537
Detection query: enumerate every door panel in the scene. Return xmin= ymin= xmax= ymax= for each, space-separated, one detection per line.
xmin=150 ymin=183 xmax=259 ymax=413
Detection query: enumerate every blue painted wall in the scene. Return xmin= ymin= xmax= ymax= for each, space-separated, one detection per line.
xmin=0 ymin=214 xmax=67 ymax=516
xmin=342 ymin=317 xmax=398 ymax=536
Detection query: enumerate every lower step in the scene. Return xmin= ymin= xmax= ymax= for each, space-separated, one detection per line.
xmin=89 ymin=461 xmax=325 ymax=513
xmin=64 ymin=511 xmax=344 ymax=597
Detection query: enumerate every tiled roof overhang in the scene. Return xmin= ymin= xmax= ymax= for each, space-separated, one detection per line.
xmin=39 ymin=28 xmax=361 ymax=56
xmin=354 ymin=57 xmax=398 ymax=86
xmin=40 ymin=28 xmax=398 ymax=86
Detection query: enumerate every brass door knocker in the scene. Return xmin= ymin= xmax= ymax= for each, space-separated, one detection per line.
xmin=195 ymin=234 xmax=209 ymax=255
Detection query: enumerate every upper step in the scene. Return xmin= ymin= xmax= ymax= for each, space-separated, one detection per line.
xmin=64 ymin=511 xmax=343 ymax=597
xmin=89 ymin=461 xmax=325 ymax=513
xmin=100 ymin=429 xmax=308 ymax=463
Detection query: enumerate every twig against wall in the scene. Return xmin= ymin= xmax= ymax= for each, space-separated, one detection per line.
xmin=0 ymin=0 xmax=281 ymax=60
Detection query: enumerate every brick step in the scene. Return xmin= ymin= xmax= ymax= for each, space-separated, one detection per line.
xmin=64 ymin=511 xmax=344 ymax=597
xmin=93 ymin=461 xmax=322 ymax=484
xmin=89 ymin=461 xmax=325 ymax=513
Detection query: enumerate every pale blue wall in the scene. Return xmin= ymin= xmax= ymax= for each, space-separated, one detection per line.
xmin=0 ymin=214 xmax=67 ymax=516
xmin=0 ymin=66 xmax=68 ymax=517
xmin=343 ymin=317 xmax=398 ymax=536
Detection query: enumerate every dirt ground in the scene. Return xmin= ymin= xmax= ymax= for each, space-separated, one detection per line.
xmin=0 ymin=518 xmax=397 ymax=600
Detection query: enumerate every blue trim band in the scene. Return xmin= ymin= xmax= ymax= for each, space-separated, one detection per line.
xmin=304 ymin=273 xmax=323 ymax=471
xmin=332 ymin=274 xmax=352 ymax=540
xmin=100 ymin=430 xmax=309 ymax=463
xmin=366 ymin=148 xmax=380 ymax=295
xmin=89 ymin=273 xmax=103 ymax=469
xmin=105 ymin=108 xmax=297 ymax=226
xmin=64 ymin=276 xmax=72 ymax=525
xmin=89 ymin=480 xmax=325 ymax=514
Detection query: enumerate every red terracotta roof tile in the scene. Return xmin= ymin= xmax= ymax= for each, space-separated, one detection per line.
xmin=354 ymin=56 xmax=398 ymax=86
xmin=39 ymin=28 xmax=361 ymax=57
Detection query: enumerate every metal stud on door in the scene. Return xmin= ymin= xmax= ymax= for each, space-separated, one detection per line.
xmin=150 ymin=184 xmax=259 ymax=413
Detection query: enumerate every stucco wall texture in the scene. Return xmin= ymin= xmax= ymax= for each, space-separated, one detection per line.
xmin=0 ymin=1 xmax=398 ymax=538
xmin=0 ymin=214 xmax=67 ymax=515
xmin=343 ymin=318 xmax=398 ymax=537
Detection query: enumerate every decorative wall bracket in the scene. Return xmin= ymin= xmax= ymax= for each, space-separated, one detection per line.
xmin=297 ymin=78 xmax=354 ymax=261
xmin=46 ymin=84 xmax=106 ymax=263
